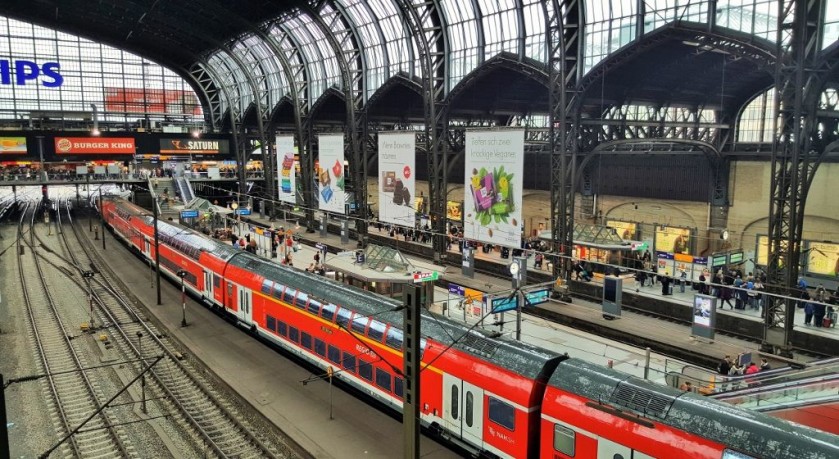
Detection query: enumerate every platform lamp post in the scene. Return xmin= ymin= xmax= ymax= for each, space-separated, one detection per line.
xmin=231 ymin=201 xmax=240 ymax=236
xmin=136 ymin=331 xmax=147 ymax=414
xmin=87 ymin=174 xmax=92 ymax=232
xmin=83 ymin=270 xmax=95 ymax=328
xmin=177 ymin=270 xmax=188 ymax=327
xmin=153 ymin=198 xmax=161 ymax=305
xmin=98 ymin=186 xmax=105 ymax=250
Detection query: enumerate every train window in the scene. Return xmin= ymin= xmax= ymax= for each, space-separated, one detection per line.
xmin=375 ymin=368 xmax=391 ymax=392
xmin=314 ymin=338 xmax=326 ymax=357
xmin=394 ymin=378 xmax=403 ymax=398
xmin=261 ymin=280 xmax=273 ymax=294
xmin=368 ymin=321 xmax=386 ymax=342
xmin=289 ymin=326 xmax=299 ymax=343
xmin=277 ymin=321 xmax=288 ymax=337
xmin=284 ymin=286 xmax=296 ymax=302
xmin=336 ymin=308 xmax=352 ymax=328
xmin=266 ymin=315 xmax=276 ymax=332
xmin=328 ymin=345 xmax=341 ymax=365
xmin=213 ymin=275 xmax=221 ymax=288
xmin=342 ymin=353 xmax=356 ymax=372
xmin=465 ymin=392 xmax=474 ymax=427
xmin=722 ymin=450 xmax=755 ymax=459
xmin=488 ymin=397 xmax=515 ymax=431
xmin=553 ymin=424 xmax=575 ymax=456
xmin=451 ymin=385 xmax=459 ymax=420
xmin=386 ymin=328 xmax=403 ymax=350
xmin=358 ymin=360 xmax=373 ymax=381
xmin=320 ymin=303 xmax=337 ymax=322
xmin=307 ymin=299 xmax=322 ymax=315
xmin=351 ymin=314 xmax=369 ymax=334
xmin=272 ymin=284 xmax=285 ymax=300
xmin=295 ymin=292 xmax=309 ymax=309
xmin=301 ymin=332 xmax=312 ymax=350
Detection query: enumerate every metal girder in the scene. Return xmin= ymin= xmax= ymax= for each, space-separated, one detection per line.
xmin=269 ymin=23 xmax=315 ymax=227
xmin=303 ymin=1 xmax=366 ymax=242
xmin=545 ymin=0 xmax=582 ymax=280
xmin=391 ymin=0 xmax=449 ymax=263
xmin=189 ymin=64 xmax=224 ymax=128
xmin=195 ymin=59 xmax=243 ymax=185
xmin=764 ymin=0 xmax=829 ymax=355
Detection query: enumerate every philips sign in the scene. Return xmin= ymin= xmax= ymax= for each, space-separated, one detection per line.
xmin=0 ymin=60 xmax=63 ymax=87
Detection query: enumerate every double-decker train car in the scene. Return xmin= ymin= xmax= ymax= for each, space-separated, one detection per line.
xmin=101 ymin=197 xmax=839 ymax=459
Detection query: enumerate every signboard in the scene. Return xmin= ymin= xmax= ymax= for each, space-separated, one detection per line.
xmin=692 ymin=294 xmax=717 ymax=341
xmin=0 ymin=137 xmax=26 ymax=154
xmin=446 ymin=201 xmax=462 ymax=221
xmin=523 ymin=289 xmax=550 ymax=306
xmin=159 ymin=139 xmax=230 ymax=155
xmin=234 ymin=208 xmax=251 ymax=216
xmin=318 ymin=134 xmax=346 ymax=214
xmin=463 ymin=129 xmax=524 ymax=247
xmin=607 ymin=220 xmax=637 ymax=240
xmin=55 ymin=137 xmax=135 ymax=154
xmin=412 ymin=271 xmax=439 ymax=283
xmin=729 ymin=251 xmax=744 ymax=264
xmin=602 ymin=277 xmax=623 ymax=318
xmin=104 ymin=87 xmax=201 ymax=115
xmin=711 ymin=254 xmax=728 ymax=268
xmin=756 ymin=235 xmax=769 ymax=266
xmin=0 ymin=60 xmax=62 ymax=87
xmin=806 ymin=241 xmax=839 ymax=276
xmin=180 ymin=209 xmax=199 ymax=219
xmin=654 ymin=225 xmax=691 ymax=255
xmin=378 ymin=132 xmax=416 ymax=226
xmin=491 ymin=296 xmax=519 ymax=313
xmin=276 ymin=135 xmax=297 ymax=204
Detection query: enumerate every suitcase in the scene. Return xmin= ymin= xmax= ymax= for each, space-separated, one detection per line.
xmin=824 ymin=317 xmax=834 ymax=328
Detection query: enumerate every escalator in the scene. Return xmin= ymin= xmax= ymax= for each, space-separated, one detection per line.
xmin=712 ymin=373 xmax=839 ymax=435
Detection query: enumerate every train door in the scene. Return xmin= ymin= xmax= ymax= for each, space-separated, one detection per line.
xmin=238 ymin=288 xmax=252 ymax=324
xmin=202 ymin=270 xmax=213 ymax=301
xmin=442 ymin=373 xmax=484 ymax=448
xmin=143 ymin=238 xmax=151 ymax=257
xmin=597 ymin=438 xmax=655 ymax=459
xmin=226 ymin=281 xmax=237 ymax=312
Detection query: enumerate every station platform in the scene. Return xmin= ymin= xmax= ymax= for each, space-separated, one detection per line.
xmin=237 ymin=211 xmax=837 ymax=368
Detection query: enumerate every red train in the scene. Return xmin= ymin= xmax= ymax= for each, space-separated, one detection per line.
xmin=102 ymin=197 xmax=839 ymax=459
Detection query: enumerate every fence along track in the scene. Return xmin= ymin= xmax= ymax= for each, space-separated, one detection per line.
xmin=60 ymin=199 xmax=282 ymax=459
xmin=17 ymin=202 xmax=131 ymax=458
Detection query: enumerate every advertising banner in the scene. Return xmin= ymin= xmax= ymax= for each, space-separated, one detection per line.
xmin=378 ymin=132 xmax=415 ymax=226
xmin=104 ymin=87 xmax=201 ymax=115
xmin=446 ymin=201 xmax=462 ymax=221
xmin=159 ymin=139 xmax=230 ymax=155
xmin=0 ymin=137 xmax=26 ymax=154
xmin=806 ymin=241 xmax=839 ymax=276
xmin=654 ymin=225 xmax=691 ymax=255
xmin=463 ymin=129 xmax=524 ymax=247
xmin=692 ymin=294 xmax=716 ymax=330
xmin=55 ymin=137 xmax=135 ymax=154
xmin=318 ymin=134 xmax=345 ymax=214
xmin=756 ymin=235 xmax=787 ymax=268
xmin=607 ymin=220 xmax=637 ymax=240
xmin=276 ymin=135 xmax=296 ymax=204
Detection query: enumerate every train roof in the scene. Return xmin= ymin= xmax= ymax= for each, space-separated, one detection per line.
xmin=549 ymin=358 xmax=839 ymax=459
xmin=230 ymin=251 xmax=564 ymax=380
xmin=112 ymin=196 xmax=563 ymax=378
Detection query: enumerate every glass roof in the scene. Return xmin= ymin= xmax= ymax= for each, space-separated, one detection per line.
xmin=198 ymin=0 xmax=837 ymax=123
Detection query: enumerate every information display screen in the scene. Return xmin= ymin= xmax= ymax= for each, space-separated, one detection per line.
xmin=693 ymin=296 xmax=713 ymax=327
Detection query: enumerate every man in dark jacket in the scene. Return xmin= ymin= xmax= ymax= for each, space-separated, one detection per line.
xmin=718 ymin=355 xmax=732 ymax=376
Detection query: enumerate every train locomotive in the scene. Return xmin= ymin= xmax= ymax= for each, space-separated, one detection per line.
xmin=101 ymin=197 xmax=839 ymax=459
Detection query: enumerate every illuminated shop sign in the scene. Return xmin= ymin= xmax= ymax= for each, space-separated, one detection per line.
xmin=160 ymin=139 xmax=230 ymax=154
xmin=0 ymin=60 xmax=63 ymax=87
xmin=54 ymin=137 xmax=135 ymax=154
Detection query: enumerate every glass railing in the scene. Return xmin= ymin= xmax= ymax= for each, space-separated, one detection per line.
xmin=712 ymin=374 xmax=839 ymax=411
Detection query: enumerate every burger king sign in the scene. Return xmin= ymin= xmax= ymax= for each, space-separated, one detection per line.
xmin=54 ymin=137 xmax=135 ymax=154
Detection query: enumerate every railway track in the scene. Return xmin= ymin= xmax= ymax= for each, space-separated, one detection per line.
xmin=50 ymin=198 xmax=290 ymax=458
xmin=17 ymin=202 xmax=132 ymax=458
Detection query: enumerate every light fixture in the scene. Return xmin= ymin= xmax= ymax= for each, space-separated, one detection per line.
xmin=191 ymin=129 xmax=200 ymax=138
xmin=231 ymin=202 xmax=238 ymax=211
xmin=91 ymin=128 xmax=101 ymax=136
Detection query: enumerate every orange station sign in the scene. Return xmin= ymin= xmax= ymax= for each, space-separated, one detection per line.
xmin=54 ymin=137 xmax=136 ymax=154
